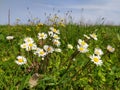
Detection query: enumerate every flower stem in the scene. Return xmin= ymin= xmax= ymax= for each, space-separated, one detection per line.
xmin=61 ymin=50 xmax=79 ymax=76
xmin=71 ymin=60 xmax=90 ymax=79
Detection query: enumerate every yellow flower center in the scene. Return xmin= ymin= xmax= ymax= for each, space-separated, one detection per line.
xmin=54 ymin=35 xmax=58 ymax=39
xmin=93 ymin=57 xmax=99 ymax=62
xmin=92 ymin=34 xmax=96 ymax=38
xmin=40 ymin=51 xmax=45 ymax=55
xmin=18 ymin=59 xmax=23 ymax=63
xmin=81 ymin=41 xmax=86 ymax=46
xmin=79 ymin=47 xmax=84 ymax=51
xmin=40 ymin=34 xmax=44 ymax=37
xmin=29 ymin=43 xmax=33 ymax=47
xmin=54 ymin=41 xmax=58 ymax=45
xmin=47 ymin=47 xmax=51 ymax=51
xmin=108 ymin=47 xmax=113 ymax=51
xmin=53 ymin=29 xmax=57 ymax=32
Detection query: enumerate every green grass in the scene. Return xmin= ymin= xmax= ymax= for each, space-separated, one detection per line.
xmin=0 ymin=24 xmax=120 ymax=90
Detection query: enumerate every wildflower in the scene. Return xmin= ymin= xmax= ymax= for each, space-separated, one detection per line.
xmin=78 ymin=39 xmax=88 ymax=48
xmin=94 ymin=48 xmax=103 ymax=56
xmin=55 ymin=48 xmax=62 ymax=52
xmin=24 ymin=37 xmax=34 ymax=43
xmin=59 ymin=22 xmax=65 ymax=27
xmin=27 ymin=42 xmax=37 ymax=51
xmin=83 ymin=34 xmax=90 ymax=39
xmin=48 ymin=31 xmax=53 ymax=37
xmin=67 ymin=44 xmax=73 ymax=49
xmin=77 ymin=45 xmax=88 ymax=53
xmin=53 ymin=34 xmax=60 ymax=39
xmin=34 ymin=48 xmax=47 ymax=57
xmin=6 ymin=36 xmax=14 ymax=40
xmin=38 ymin=32 xmax=47 ymax=40
xmin=37 ymin=23 xmax=43 ymax=26
xmin=90 ymin=33 xmax=97 ymax=40
xmin=21 ymin=43 xmax=28 ymax=49
xmin=15 ymin=56 xmax=27 ymax=65
xmin=90 ymin=54 xmax=103 ymax=66
xmin=107 ymin=45 xmax=115 ymax=52
xmin=50 ymin=27 xmax=60 ymax=34
xmin=53 ymin=39 xmax=61 ymax=47
xmin=43 ymin=45 xmax=54 ymax=53
xmin=21 ymin=42 xmax=37 ymax=51
xmin=42 ymin=57 xmax=44 ymax=60
xmin=73 ymin=58 xmax=76 ymax=61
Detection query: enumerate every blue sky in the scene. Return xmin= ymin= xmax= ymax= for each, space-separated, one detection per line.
xmin=0 ymin=0 xmax=120 ymax=25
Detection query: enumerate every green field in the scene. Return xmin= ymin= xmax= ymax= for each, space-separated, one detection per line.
xmin=0 ymin=24 xmax=120 ymax=90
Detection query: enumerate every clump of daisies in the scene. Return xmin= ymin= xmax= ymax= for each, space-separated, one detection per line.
xmin=38 ymin=32 xmax=47 ymax=40
xmin=82 ymin=33 xmax=103 ymax=66
xmin=76 ymin=35 xmax=103 ymax=66
xmin=77 ymin=39 xmax=89 ymax=53
xmin=86 ymin=32 xmax=114 ymax=66
xmin=21 ymin=37 xmax=37 ymax=51
xmin=16 ymin=27 xmax=61 ymax=66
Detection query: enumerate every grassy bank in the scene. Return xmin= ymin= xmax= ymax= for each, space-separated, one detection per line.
xmin=0 ymin=24 xmax=120 ymax=90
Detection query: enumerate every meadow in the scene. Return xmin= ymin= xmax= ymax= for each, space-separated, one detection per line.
xmin=0 ymin=23 xmax=120 ymax=90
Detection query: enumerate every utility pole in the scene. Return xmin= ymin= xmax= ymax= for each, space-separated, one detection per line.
xmin=8 ymin=8 xmax=10 ymax=25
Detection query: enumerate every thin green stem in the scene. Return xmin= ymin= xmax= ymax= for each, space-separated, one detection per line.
xmin=61 ymin=50 xmax=79 ymax=76
xmin=71 ymin=60 xmax=90 ymax=79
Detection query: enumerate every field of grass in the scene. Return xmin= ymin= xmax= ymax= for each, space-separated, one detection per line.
xmin=0 ymin=24 xmax=120 ymax=90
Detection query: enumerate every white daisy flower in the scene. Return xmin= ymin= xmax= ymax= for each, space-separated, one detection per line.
xmin=83 ymin=34 xmax=90 ymax=39
xmin=73 ymin=58 xmax=76 ymax=61
xmin=49 ymin=27 xmax=60 ymax=34
xmin=43 ymin=45 xmax=54 ymax=53
xmin=21 ymin=42 xmax=37 ymax=51
xmin=24 ymin=37 xmax=34 ymax=43
xmin=90 ymin=54 xmax=103 ymax=66
xmin=53 ymin=34 xmax=60 ymax=39
xmin=94 ymin=48 xmax=103 ymax=56
xmin=107 ymin=45 xmax=115 ymax=52
xmin=67 ymin=44 xmax=73 ymax=49
xmin=48 ymin=31 xmax=53 ymax=37
xmin=38 ymin=32 xmax=47 ymax=40
xmin=27 ymin=42 xmax=37 ymax=51
xmin=34 ymin=47 xmax=41 ymax=55
xmin=34 ymin=48 xmax=47 ymax=57
xmin=90 ymin=33 xmax=97 ymax=40
xmin=53 ymin=39 xmax=61 ymax=47
xmin=77 ymin=45 xmax=88 ymax=53
xmin=78 ymin=39 xmax=88 ymax=48
xmin=55 ymin=48 xmax=62 ymax=52
xmin=6 ymin=36 xmax=14 ymax=40
xmin=21 ymin=43 xmax=28 ymax=49
xmin=15 ymin=56 xmax=27 ymax=65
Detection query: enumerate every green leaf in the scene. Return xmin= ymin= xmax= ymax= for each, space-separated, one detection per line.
xmin=117 ymin=34 xmax=120 ymax=42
